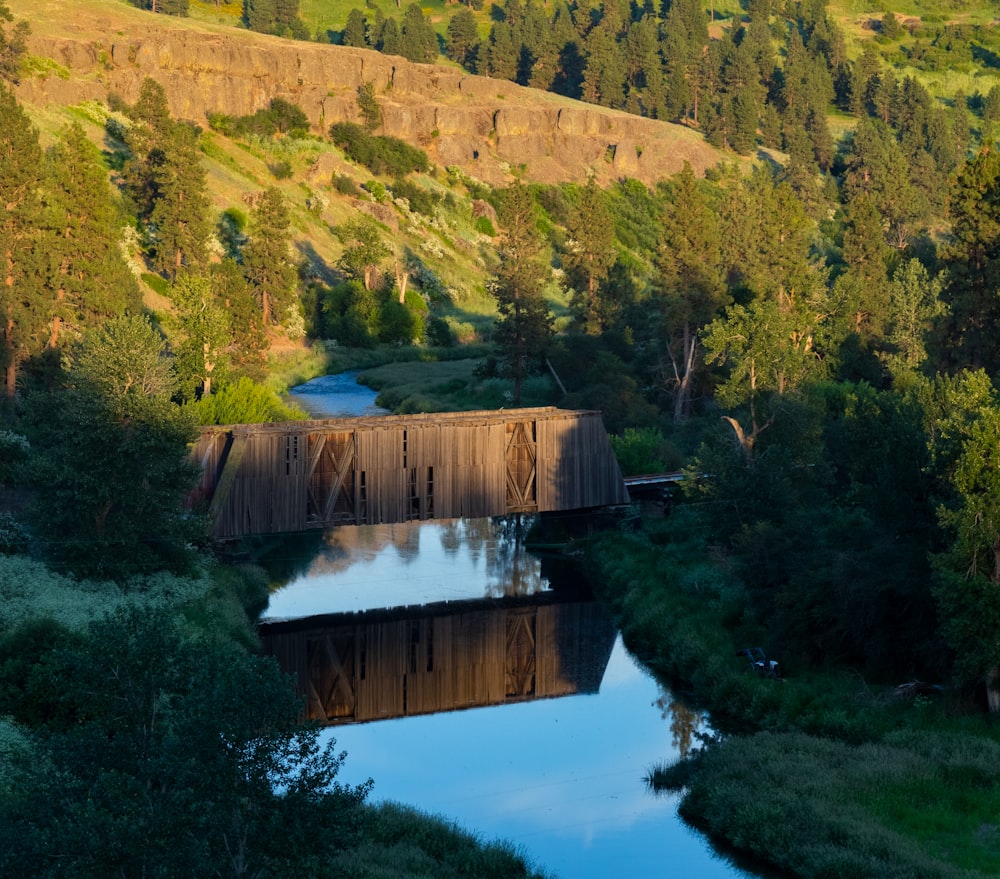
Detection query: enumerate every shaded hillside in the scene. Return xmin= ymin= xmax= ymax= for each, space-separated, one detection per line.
xmin=10 ymin=0 xmax=724 ymax=189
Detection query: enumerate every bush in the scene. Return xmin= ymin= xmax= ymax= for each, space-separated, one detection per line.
xmin=329 ymin=122 xmax=430 ymax=177
xmin=0 ymin=513 xmax=28 ymax=555
xmin=0 ymin=431 xmax=29 ymax=486
xmin=425 ymin=316 xmax=456 ymax=347
xmin=269 ymin=160 xmax=294 ymax=180
xmin=334 ymin=174 xmax=360 ymax=196
xmin=610 ymin=426 xmax=678 ymax=476
xmin=474 ymin=215 xmax=496 ymax=236
xmin=391 ymin=178 xmax=441 ymax=216
xmin=186 ymin=377 xmax=308 ymax=425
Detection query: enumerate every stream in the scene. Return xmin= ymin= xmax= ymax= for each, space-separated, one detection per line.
xmin=260 ymin=372 xmax=757 ymax=878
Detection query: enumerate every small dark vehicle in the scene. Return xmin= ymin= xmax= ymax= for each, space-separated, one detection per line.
xmin=736 ymin=647 xmax=781 ymax=679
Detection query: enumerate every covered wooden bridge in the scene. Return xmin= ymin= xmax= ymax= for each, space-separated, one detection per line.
xmin=191 ymin=407 xmax=630 ymax=539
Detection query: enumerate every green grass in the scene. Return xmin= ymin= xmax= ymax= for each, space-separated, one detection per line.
xmin=358 ymin=358 xmax=558 ymax=411
xmin=587 ymin=518 xmax=1000 ymax=879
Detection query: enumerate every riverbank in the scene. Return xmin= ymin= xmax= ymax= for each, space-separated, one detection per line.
xmin=584 ymin=516 xmax=1000 ymax=879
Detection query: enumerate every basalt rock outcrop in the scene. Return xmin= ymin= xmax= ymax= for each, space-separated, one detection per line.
xmin=12 ymin=0 xmax=722 ymax=186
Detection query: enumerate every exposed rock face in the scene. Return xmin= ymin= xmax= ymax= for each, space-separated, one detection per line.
xmin=12 ymin=0 xmax=722 ymax=187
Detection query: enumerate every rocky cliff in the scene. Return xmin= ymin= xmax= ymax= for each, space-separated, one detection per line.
xmin=11 ymin=0 xmax=722 ymax=187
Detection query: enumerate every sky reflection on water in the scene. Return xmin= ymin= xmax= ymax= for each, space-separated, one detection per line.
xmin=263 ymin=519 xmax=753 ymax=879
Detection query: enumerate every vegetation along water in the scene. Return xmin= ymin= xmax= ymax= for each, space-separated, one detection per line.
xmin=4 ymin=0 xmax=1000 ymax=875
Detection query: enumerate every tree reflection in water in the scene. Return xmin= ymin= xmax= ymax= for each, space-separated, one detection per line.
xmin=655 ymin=689 xmax=706 ymax=758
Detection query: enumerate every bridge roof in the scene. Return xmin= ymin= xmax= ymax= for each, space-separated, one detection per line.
xmin=198 ymin=406 xmax=606 ymax=434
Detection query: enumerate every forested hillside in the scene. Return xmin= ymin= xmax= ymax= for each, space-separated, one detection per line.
xmin=5 ymin=0 xmax=1000 ymax=875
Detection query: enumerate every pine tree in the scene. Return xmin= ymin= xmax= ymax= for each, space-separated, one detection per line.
xmin=563 ymin=178 xmax=616 ymax=334
xmin=378 ymin=17 xmax=402 ymax=56
xmin=491 ymin=183 xmax=553 ymax=405
xmin=0 ymin=85 xmax=44 ymax=400
xmin=400 ymin=3 xmax=437 ymax=64
xmin=485 ymin=22 xmax=518 ymax=80
xmin=0 ymin=0 xmax=28 ymax=83
xmin=582 ymin=24 xmax=627 ymax=108
xmin=939 ymin=147 xmax=1000 ymax=372
xmin=147 ymin=123 xmax=211 ymax=277
xmin=40 ymin=122 xmax=141 ymax=349
xmin=343 ymin=9 xmax=368 ymax=47
xmin=243 ymin=187 xmax=297 ymax=328
xmin=212 ymin=258 xmax=269 ymax=381
xmin=244 ymin=0 xmax=277 ymax=33
xmin=843 ymin=116 xmax=927 ymax=250
xmin=653 ymin=161 xmax=726 ymax=421
xmin=446 ymin=8 xmax=479 ymax=68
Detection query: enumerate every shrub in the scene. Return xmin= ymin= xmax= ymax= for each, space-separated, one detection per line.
xmin=334 ymin=174 xmax=360 ymax=196
xmin=186 ymin=377 xmax=308 ymax=425
xmin=0 ymin=513 xmax=28 ymax=555
xmin=610 ymin=426 xmax=678 ymax=476
xmin=474 ymin=215 xmax=496 ymax=236
xmin=329 ymin=122 xmax=430 ymax=177
xmin=0 ymin=431 xmax=29 ymax=486
xmin=391 ymin=178 xmax=441 ymax=216
xmin=269 ymin=160 xmax=294 ymax=179
xmin=425 ymin=316 xmax=456 ymax=347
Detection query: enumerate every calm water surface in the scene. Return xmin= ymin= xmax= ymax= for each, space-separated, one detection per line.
xmin=264 ymin=374 xmax=756 ymax=879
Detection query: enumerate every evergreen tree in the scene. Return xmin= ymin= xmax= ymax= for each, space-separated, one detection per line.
xmin=212 ymin=257 xmax=269 ymax=381
xmin=660 ymin=0 xmax=708 ymax=122
xmin=563 ymin=178 xmax=616 ymax=334
xmin=491 ymin=183 xmax=553 ymax=405
xmin=400 ymin=3 xmax=437 ymax=63
xmin=939 ymin=147 xmax=1000 ymax=372
xmin=243 ymin=187 xmax=297 ymax=328
xmin=343 ymin=9 xmax=368 ymax=47
xmin=40 ymin=123 xmax=141 ymax=349
xmin=357 ymin=81 xmax=382 ymax=132
xmin=0 ymin=0 xmax=28 ymax=83
xmin=446 ymin=8 xmax=478 ymax=68
xmin=843 ymin=116 xmax=928 ymax=251
xmin=582 ymin=24 xmax=627 ymax=108
xmin=274 ymin=0 xmax=301 ymax=34
xmin=653 ymin=162 xmax=726 ymax=421
xmin=147 ymin=122 xmax=211 ymax=277
xmin=244 ymin=0 xmax=277 ymax=33
xmin=377 ymin=16 xmax=402 ymax=56
xmin=485 ymin=21 xmax=519 ymax=80
xmin=0 ymin=85 xmax=44 ymax=400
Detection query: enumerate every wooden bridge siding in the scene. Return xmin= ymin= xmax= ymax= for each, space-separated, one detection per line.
xmin=535 ymin=415 xmax=630 ymax=511
xmin=198 ymin=409 xmax=627 ymax=538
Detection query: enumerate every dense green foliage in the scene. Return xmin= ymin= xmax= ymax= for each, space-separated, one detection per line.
xmin=10 ymin=0 xmax=1000 ymax=873
xmin=329 ymin=122 xmax=431 ymax=177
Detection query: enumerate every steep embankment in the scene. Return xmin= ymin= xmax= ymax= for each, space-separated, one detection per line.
xmin=10 ymin=0 xmax=722 ymax=187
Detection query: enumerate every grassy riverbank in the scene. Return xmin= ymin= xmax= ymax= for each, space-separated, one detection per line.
xmin=585 ymin=516 xmax=1000 ymax=879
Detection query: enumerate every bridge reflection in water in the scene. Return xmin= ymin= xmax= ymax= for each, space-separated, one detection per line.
xmin=260 ymin=593 xmax=617 ymax=725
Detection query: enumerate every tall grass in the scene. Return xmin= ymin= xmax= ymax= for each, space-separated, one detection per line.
xmin=584 ymin=521 xmax=1000 ymax=878
xmin=329 ymin=802 xmax=551 ymax=879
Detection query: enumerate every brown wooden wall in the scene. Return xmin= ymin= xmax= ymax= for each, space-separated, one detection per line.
xmin=192 ymin=408 xmax=630 ymax=539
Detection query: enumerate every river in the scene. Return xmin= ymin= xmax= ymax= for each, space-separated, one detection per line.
xmin=261 ymin=372 xmax=757 ymax=879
